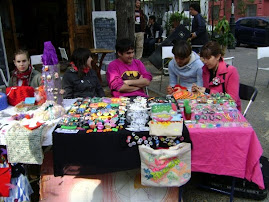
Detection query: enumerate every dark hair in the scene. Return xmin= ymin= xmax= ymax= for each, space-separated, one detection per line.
xmin=116 ymin=38 xmax=134 ymax=55
xmin=14 ymin=49 xmax=29 ymax=60
xmin=71 ymin=48 xmax=92 ymax=77
xmin=149 ymin=15 xmax=156 ymax=22
xmin=200 ymin=41 xmax=223 ymax=59
xmin=190 ymin=3 xmax=201 ymax=13
xmin=172 ymin=40 xmax=192 ymax=59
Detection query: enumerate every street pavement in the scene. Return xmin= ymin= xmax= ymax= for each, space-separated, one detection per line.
xmin=141 ymin=45 xmax=269 ymax=201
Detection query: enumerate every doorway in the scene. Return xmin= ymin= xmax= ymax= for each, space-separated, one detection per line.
xmin=13 ymin=0 xmax=68 ymax=56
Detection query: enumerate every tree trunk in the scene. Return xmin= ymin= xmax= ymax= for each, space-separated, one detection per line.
xmin=115 ymin=0 xmax=135 ymax=41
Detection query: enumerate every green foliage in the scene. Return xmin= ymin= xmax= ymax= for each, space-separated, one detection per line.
xmin=164 ymin=11 xmax=190 ymax=36
xmin=213 ymin=16 xmax=235 ymax=51
xmin=169 ymin=11 xmax=184 ymax=25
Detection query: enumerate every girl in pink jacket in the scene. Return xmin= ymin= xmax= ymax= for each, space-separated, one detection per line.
xmin=192 ymin=41 xmax=241 ymax=111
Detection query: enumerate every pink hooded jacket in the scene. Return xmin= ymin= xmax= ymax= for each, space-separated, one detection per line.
xmin=202 ymin=60 xmax=241 ymax=111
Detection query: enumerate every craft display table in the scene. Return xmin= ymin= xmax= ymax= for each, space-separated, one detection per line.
xmin=53 ymin=124 xmax=190 ymax=177
xmin=51 ymin=96 xmax=265 ymax=190
xmin=0 ymin=96 xmax=265 ymax=190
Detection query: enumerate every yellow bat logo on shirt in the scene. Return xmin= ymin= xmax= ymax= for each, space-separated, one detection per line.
xmin=122 ymin=71 xmax=141 ymax=80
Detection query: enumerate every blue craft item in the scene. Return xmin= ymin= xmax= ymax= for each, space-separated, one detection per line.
xmin=24 ymin=97 xmax=36 ymax=104
xmin=216 ymin=123 xmax=222 ymax=128
xmin=0 ymin=93 xmax=8 ymax=110
xmin=171 ymin=113 xmax=182 ymax=121
xmin=195 ymin=114 xmax=200 ymax=120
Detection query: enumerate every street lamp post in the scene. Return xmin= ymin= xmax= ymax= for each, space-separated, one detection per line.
xmin=229 ymin=0 xmax=236 ymax=48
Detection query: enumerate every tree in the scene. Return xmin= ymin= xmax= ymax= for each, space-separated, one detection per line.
xmin=115 ymin=0 xmax=135 ymax=41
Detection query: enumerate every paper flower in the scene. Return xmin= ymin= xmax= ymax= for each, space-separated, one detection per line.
xmin=212 ymin=77 xmax=221 ymax=85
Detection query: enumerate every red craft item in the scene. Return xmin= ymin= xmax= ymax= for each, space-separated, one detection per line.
xmin=6 ymin=86 xmax=35 ymax=106
xmin=24 ymin=122 xmax=43 ymax=130
xmin=0 ymin=167 xmax=11 ymax=197
xmin=173 ymin=84 xmax=187 ymax=93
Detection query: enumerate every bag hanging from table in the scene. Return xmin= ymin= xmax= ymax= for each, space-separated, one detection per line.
xmin=5 ymin=123 xmax=44 ymax=164
xmin=0 ymin=149 xmax=11 ymax=197
xmin=139 ymin=142 xmax=191 ymax=187
xmin=0 ymin=167 xmax=11 ymax=197
xmin=3 ymin=174 xmax=33 ymax=202
xmin=6 ymin=86 xmax=35 ymax=106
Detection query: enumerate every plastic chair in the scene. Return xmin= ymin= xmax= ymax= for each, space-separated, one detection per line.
xmin=58 ymin=47 xmax=69 ymax=61
xmin=30 ymin=55 xmax=43 ymax=66
xmin=239 ymin=83 xmax=258 ymax=117
xmin=160 ymin=46 xmax=173 ymax=90
xmin=0 ymin=68 xmax=9 ymax=86
xmin=254 ymin=47 xmax=269 ymax=87
xmin=223 ymin=56 xmax=235 ymax=66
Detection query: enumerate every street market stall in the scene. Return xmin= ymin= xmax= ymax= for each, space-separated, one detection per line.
xmin=0 ymin=91 xmax=265 ymax=201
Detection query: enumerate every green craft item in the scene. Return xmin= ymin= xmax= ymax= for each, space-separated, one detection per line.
xmin=226 ymin=93 xmax=231 ymax=99
xmin=185 ymin=105 xmax=191 ymax=114
xmin=61 ymin=125 xmax=77 ymax=130
xmin=183 ymin=99 xmax=190 ymax=107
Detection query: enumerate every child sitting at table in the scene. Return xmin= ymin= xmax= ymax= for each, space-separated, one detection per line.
xmin=8 ymin=49 xmax=41 ymax=88
xmin=191 ymin=41 xmax=241 ymax=111
xmin=166 ymin=40 xmax=204 ymax=94
xmin=106 ymin=38 xmax=152 ymax=97
xmin=62 ymin=48 xmax=105 ymax=98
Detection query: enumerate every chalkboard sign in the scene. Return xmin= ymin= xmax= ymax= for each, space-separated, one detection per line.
xmin=92 ymin=11 xmax=117 ymax=61
xmin=0 ymin=17 xmax=10 ymax=87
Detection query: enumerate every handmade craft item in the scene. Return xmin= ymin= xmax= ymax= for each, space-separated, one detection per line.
xmin=148 ymin=121 xmax=183 ymax=137
xmin=126 ymin=97 xmax=149 ymax=131
xmin=57 ymin=97 xmax=128 ymax=132
xmin=0 ymin=92 xmax=8 ymax=110
xmin=139 ymin=143 xmax=191 ymax=187
xmin=42 ymin=41 xmax=64 ymax=105
xmin=34 ymin=100 xmax=65 ymax=121
xmin=5 ymin=123 xmax=44 ymax=164
xmin=173 ymin=90 xmax=202 ymax=100
xmin=6 ymin=86 xmax=35 ymax=106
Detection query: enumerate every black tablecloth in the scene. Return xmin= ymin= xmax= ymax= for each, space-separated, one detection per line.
xmin=53 ymin=124 xmax=191 ymax=176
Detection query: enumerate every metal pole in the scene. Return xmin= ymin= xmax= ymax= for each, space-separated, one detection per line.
xmin=229 ymin=0 xmax=236 ymax=48
xmin=211 ymin=0 xmax=214 ymax=38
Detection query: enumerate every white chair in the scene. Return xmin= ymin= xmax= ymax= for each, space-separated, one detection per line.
xmin=223 ymin=56 xmax=235 ymax=66
xmin=0 ymin=68 xmax=9 ymax=86
xmin=160 ymin=46 xmax=173 ymax=90
xmin=58 ymin=47 xmax=69 ymax=61
xmin=30 ymin=54 xmax=43 ymax=66
xmin=254 ymin=47 xmax=269 ymax=87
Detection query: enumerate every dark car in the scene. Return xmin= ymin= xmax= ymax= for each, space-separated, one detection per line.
xmin=235 ymin=16 xmax=269 ymax=46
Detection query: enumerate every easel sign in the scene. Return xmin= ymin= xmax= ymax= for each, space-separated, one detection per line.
xmin=92 ymin=11 xmax=117 ymax=61
xmin=0 ymin=17 xmax=10 ymax=88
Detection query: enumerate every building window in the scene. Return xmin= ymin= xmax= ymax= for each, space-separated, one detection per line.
xmin=246 ymin=4 xmax=257 ymax=16
xmin=107 ymin=0 xmax=115 ymax=11
xmin=212 ymin=5 xmax=220 ymax=20
xmin=74 ymin=0 xmax=87 ymax=26
xmin=182 ymin=1 xmax=200 ymax=11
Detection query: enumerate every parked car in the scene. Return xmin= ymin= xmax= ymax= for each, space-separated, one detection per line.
xmin=235 ymin=16 xmax=269 ymax=46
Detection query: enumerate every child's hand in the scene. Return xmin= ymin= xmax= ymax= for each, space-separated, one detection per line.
xmin=191 ymin=83 xmax=198 ymax=92
xmin=167 ymin=86 xmax=174 ymax=95
xmin=192 ymin=83 xmax=205 ymax=93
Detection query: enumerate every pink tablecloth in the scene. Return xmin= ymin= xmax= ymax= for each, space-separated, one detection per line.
xmin=189 ymin=126 xmax=265 ymax=189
